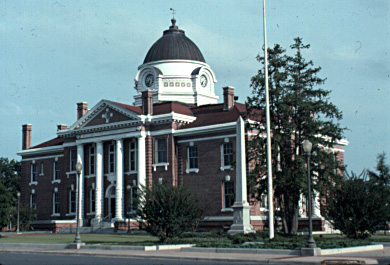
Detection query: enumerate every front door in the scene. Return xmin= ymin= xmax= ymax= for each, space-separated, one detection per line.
xmin=110 ymin=198 xmax=116 ymax=219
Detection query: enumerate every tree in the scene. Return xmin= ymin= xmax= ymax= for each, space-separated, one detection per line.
xmin=0 ymin=158 xmax=21 ymax=228
xmin=368 ymin=152 xmax=390 ymax=186
xmin=323 ymin=171 xmax=390 ymax=239
xmin=137 ymin=182 xmax=205 ymax=243
xmin=246 ymin=38 xmax=345 ymax=235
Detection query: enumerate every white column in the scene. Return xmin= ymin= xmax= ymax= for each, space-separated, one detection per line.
xmin=77 ymin=144 xmax=84 ymax=225
xmin=115 ymin=139 xmax=124 ymax=220
xmin=137 ymin=132 xmax=146 ymax=189
xmin=313 ymin=191 xmax=322 ymax=217
xmin=228 ymin=117 xmax=254 ymax=234
xmin=299 ymin=193 xmax=307 ymax=217
xmin=95 ymin=141 xmax=103 ymax=221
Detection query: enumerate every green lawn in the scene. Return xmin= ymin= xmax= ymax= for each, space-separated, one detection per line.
xmin=0 ymin=233 xmax=159 ymax=245
xmin=1 ymin=232 xmax=389 ymax=247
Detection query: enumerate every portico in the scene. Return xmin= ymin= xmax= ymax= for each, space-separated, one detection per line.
xmin=73 ymin=129 xmax=146 ymax=225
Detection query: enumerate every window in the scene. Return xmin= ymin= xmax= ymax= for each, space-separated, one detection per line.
xmin=31 ymin=163 xmax=37 ymax=182
xmin=156 ymin=138 xmax=167 ymax=163
xmin=129 ymin=140 xmax=137 ymax=172
xmin=53 ymin=161 xmax=60 ymax=180
xmin=108 ymin=143 xmax=115 ymax=173
xmin=128 ymin=186 xmax=138 ymax=213
xmin=40 ymin=162 xmax=44 ymax=176
xmin=89 ymin=146 xmax=95 ymax=175
xmin=70 ymin=149 xmax=77 ymax=172
xmin=223 ymin=181 xmax=235 ymax=209
xmin=30 ymin=193 xmax=37 ymax=209
xmin=90 ymin=189 xmax=95 ymax=213
xmin=69 ymin=190 xmax=76 ymax=214
xmin=222 ymin=142 xmax=233 ymax=167
xmin=53 ymin=192 xmax=60 ymax=214
xmin=187 ymin=146 xmax=198 ymax=169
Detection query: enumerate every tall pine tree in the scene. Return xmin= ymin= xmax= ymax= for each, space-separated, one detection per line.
xmin=247 ymin=38 xmax=345 ymax=235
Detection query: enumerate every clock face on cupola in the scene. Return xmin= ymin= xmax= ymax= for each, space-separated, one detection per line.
xmin=133 ymin=18 xmax=218 ymax=106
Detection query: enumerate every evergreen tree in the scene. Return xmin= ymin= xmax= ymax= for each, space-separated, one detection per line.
xmin=137 ymin=182 xmax=205 ymax=243
xmin=0 ymin=158 xmax=21 ymax=228
xmin=247 ymin=38 xmax=345 ymax=235
xmin=367 ymin=152 xmax=390 ymax=186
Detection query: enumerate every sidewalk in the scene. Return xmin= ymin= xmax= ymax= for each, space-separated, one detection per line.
xmin=0 ymin=243 xmax=388 ymax=265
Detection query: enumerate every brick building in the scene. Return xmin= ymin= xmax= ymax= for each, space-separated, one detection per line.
xmin=17 ymin=19 xmax=347 ymax=233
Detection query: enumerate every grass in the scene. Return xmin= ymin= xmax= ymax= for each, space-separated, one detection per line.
xmin=1 ymin=231 xmax=389 ymax=248
xmin=0 ymin=233 xmax=159 ymax=245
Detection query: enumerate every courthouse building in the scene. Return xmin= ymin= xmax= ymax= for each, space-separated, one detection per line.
xmin=17 ymin=19 xmax=347 ymax=232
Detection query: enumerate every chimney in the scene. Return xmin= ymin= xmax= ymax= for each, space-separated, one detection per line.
xmin=77 ymin=102 xmax=88 ymax=120
xmin=223 ymin=86 xmax=235 ymax=111
xmin=57 ymin=124 xmax=67 ymax=131
xmin=22 ymin=124 xmax=32 ymax=150
xmin=142 ymin=90 xmax=153 ymax=115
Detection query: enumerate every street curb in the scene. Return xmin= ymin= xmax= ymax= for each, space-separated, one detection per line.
xmin=181 ymin=245 xmax=383 ymax=256
xmin=181 ymin=247 xmax=301 ymax=255
xmin=0 ymin=247 xmax=379 ymax=265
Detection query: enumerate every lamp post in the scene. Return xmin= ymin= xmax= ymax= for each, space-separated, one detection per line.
xmin=126 ymin=185 xmax=132 ymax=234
xmin=302 ymin=140 xmax=316 ymax=248
xmin=74 ymin=162 xmax=83 ymax=244
xmin=16 ymin=191 xmax=21 ymax=234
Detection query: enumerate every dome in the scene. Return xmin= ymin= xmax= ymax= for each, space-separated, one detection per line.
xmin=143 ymin=19 xmax=205 ymax=64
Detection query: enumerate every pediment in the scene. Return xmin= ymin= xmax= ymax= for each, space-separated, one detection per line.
xmin=68 ymin=100 xmax=141 ymax=131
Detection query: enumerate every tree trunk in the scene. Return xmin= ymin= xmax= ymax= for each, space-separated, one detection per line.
xmin=281 ymin=194 xmax=299 ymax=235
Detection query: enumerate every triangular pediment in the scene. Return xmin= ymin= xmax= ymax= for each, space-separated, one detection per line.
xmin=68 ymin=100 xmax=141 ymax=131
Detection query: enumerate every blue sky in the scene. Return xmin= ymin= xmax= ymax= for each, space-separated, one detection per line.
xmin=1 ymin=1 xmax=389 ymax=173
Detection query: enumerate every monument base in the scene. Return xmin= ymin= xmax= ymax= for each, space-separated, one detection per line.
xmin=228 ymin=204 xmax=255 ymax=234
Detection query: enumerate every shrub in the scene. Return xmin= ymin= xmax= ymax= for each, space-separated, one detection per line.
xmin=136 ymin=182 xmax=205 ymax=243
xmin=323 ymin=171 xmax=390 ymax=239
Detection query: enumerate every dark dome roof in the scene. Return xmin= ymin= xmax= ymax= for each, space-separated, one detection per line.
xmin=143 ymin=19 xmax=205 ymax=64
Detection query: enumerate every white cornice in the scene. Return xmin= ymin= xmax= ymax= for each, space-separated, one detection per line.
xmin=17 ymin=145 xmax=64 ymax=157
xmin=148 ymin=112 xmax=196 ymax=124
xmin=62 ymin=100 xmax=141 ymax=133
xmin=175 ymin=122 xmax=237 ymax=136
xmin=177 ymin=134 xmax=236 ymax=144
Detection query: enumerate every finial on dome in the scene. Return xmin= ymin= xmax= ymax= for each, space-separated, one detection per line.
xmin=170 ymin=8 xmax=176 ymax=19
xmin=169 ymin=8 xmax=178 ymax=31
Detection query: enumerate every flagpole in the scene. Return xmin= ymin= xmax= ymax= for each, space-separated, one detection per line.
xmin=263 ymin=0 xmax=274 ymax=239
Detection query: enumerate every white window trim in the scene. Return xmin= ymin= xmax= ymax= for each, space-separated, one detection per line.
xmin=156 ymin=138 xmax=167 ymax=164
xmin=53 ymin=161 xmax=61 ymax=181
xmin=30 ymin=193 xmax=37 ymax=209
xmin=129 ymin=139 xmax=137 ymax=173
xmin=70 ymin=149 xmax=77 ymax=172
xmin=39 ymin=162 xmax=44 ymax=176
xmin=221 ymin=142 xmax=233 ymax=170
xmin=66 ymin=171 xmax=77 ymax=178
xmin=222 ymin=181 xmax=235 ymax=211
xmin=30 ymin=162 xmax=37 ymax=184
xmin=69 ymin=190 xmax=76 ymax=214
xmin=52 ymin=192 xmax=60 ymax=216
xmin=220 ymin=165 xmax=232 ymax=171
xmin=186 ymin=146 xmax=199 ymax=174
xmin=152 ymin=162 xmax=169 ymax=171
xmin=88 ymin=145 xmax=96 ymax=177
xmin=89 ymin=188 xmax=96 ymax=215
xmin=108 ymin=142 xmax=115 ymax=173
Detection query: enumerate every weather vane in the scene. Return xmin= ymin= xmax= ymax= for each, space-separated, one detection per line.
xmin=170 ymin=8 xmax=176 ymax=19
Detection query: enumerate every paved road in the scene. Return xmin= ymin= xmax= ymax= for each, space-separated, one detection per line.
xmin=0 ymin=252 xmax=267 ymax=265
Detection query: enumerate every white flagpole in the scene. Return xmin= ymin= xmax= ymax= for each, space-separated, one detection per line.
xmin=263 ymin=0 xmax=274 ymax=239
